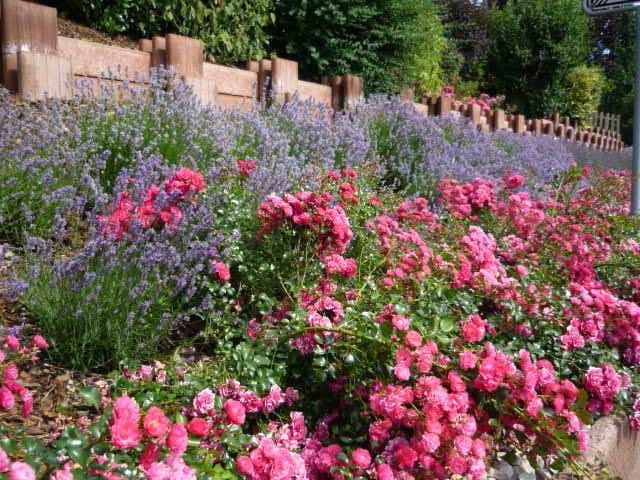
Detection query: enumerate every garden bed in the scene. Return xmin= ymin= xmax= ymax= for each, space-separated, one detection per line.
xmin=0 ymin=78 xmax=637 ymax=479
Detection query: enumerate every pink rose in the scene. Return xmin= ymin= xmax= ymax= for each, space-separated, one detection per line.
xmin=236 ymin=456 xmax=255 ymax=477
xmin=4 ymin=364 xmax=18 ymax=382
xmin=351 ymin=448 xmax=371 ymax=469
xmin=187 ymin=418 xmax=210 ymax=437
xmin=167 ymin=423 xmax=188 ymax=456
xmin=0 ymin=448 xmax=10 ymax=472
xmin=193 ymin=388 xmax=215 ymax=415
xmin=376 ymin=464 xmax=395 ymax=480
xmin=5 ymin=335 xmax=19 ymax=351
xmin=224 ymin=399 xmax=246 ymax=425
xmin=8 ymin=463 xmax=35 ymax=480
xmin=32 ymin=335 xmax=48 ymax=349
xmin=143 ymin=407 xmax=170 ymax=438
xmin=212 ymin=261 xmax=231 ymax=282
xmin=0 ymin=387 xmax=15 ymax=410
xmin=110 ymin=420 xmax=141 ymax=449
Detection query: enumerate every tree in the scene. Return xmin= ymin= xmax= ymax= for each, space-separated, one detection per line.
xmin=592 ymin=12 xmax=635 ymax=143
xmin=484 ymin=0 xmax=593 ymax=117
xmin=269 ymin=0 xmax=448 ymax=94
xmin=436 ymin=0 xmax=491 ymax=81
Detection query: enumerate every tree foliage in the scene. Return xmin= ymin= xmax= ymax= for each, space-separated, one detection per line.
xmin=484 ymin=0 xmax=592 ymax=117
xmin=592 ymin=12 xmax=635 ymax=143
xmin=268 ymin=0 xmax=448 ymax=94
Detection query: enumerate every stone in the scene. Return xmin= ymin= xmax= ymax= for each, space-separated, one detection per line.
xmin=584 ymin=414 xmax=640 ymax=480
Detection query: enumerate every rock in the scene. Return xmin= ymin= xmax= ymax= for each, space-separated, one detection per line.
xmin=490 ymin=460 xmax=515 ymax=480
xmin=534 ymin=468 xmax=552 ymax=480
xmin=584 ymin=414 xmax=640 ymax=480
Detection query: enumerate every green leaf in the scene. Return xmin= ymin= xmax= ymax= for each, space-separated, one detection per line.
xmin=79 ymin=387 xmax=102 ymax=410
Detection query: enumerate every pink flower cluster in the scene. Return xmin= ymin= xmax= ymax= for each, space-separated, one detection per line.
xmin=368 ymin=212 xmax=441 ymax=291
xmin=100 ymin=168 xmax=205 ymax=239
xmin=0 ymin=453 xmax=36 ymax=480
xmin=0 ymin=334 xmax=47 ymax=418
xmin=258 ymin=191 xmax=352 ymax=257
xmin=454 ymin=226 xmax=515 ymax=291
xmin=107 ymin=395 xmax=196 ymax=479
xmin=583 ymin=364 xmax=629 ymax=415
xmin=237 ymin=438 xmax=307 ymax=480
xmin=438 ymin=178 xmax=497 ymax=219
xmin=460 ymin=314 xmax=488 ymax=343
xmin=237 ymin=159 xmax=257 ymax=177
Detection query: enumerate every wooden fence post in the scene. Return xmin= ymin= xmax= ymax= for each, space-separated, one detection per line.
xmin=437 ymin=96 xmax=453 ymax=115
xmin=258 ymin=59 xmax=272 ymax=102
xmin=138 ymin=39 xmax=152 ymax=53
xmin=271 ymin=57 xmax=298 ymax=104
xmin=1 ymin=0 xmax=58 ymax=92
xmin=514 ymin=114 xmax=526 ymax=134
xmin=151 ymin=36 xmax=166 ymax=67
xmin=469 ymin=104 xmax=482 ymax=127
xmin=343 ymin=74 xmax=364 ymax=110
xmin=165 ymin=34 xmax=203 ymax=79
xmin=492 ymin=109 xmax=506 ymax=131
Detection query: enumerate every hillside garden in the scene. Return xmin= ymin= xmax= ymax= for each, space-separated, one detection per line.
xmin=0 ymin=72 xmax=637 ymax=479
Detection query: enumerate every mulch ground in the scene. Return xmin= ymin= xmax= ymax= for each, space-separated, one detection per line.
xmin=57 ymin=16 xmax=138 ymax=50
xmin=0 ymin=252 xmax=109 ymax=439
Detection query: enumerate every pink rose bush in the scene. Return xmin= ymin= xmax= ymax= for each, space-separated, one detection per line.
xmin=4 ymin=163 xmax=640 ymax=479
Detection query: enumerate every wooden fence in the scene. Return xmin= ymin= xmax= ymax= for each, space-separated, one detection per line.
xmin=0 ymin=0 xmax=624 ymax=152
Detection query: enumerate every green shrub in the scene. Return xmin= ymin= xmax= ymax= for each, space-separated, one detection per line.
xmin=484 ymin=0 xmax=592 ymax=118
xmin=54 ymin=0 xmax=272 ymax=64
xmin=269 ymin=0 xmax=448 ymax=94
xmin=561 ymin=65 xmax=605 ymax=128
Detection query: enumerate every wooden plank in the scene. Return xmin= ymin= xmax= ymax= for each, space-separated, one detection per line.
xmin=70 ymin=75 xmax=149 ymax=97
xmin=298 ymin=80 xmax=331 ymax=105
xmin=58 ymin=36 xmax=150 ymax=82
xmin=18 ymin=51 xmax=71 ymax=100
xmin=202 ymin=62 xmax=256 ymax=98
xmin=186 ymin=76 xmax=217 ymax=106
xmin=217 ymin=93 xmax=256 ymax=110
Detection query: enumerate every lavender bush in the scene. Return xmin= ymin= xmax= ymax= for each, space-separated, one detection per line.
xmin=355 ymin=96 xmax=575 ymax=199
xmin=1 ymin=74 xmax=579 ymax=370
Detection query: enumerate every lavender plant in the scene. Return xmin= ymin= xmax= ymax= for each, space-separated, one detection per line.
xmin=2 ymin=75 xmax=579 ymax=371
xmin=19 ymin=165 xmax=224 ymax=371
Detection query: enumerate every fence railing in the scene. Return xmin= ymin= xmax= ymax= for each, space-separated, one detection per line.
xmin=0 ymin=0 xmax=624 ymax=152
xmin=412 ymin=95 xmax=624 ymax=152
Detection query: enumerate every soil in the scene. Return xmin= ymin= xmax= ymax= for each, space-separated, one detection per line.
xmin=57 ymin=16 xmax=138 ymax=50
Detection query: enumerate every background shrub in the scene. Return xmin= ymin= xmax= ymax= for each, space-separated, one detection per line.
xmin=484 ymin=0 xmax=592 ymax=118
xmin=269 ymin=0 xmax=449 ymax=93
xmin=558 ymin=65 xmax=605 ymax=128
xmin=51 ymin=0 xmax=272 ymax=64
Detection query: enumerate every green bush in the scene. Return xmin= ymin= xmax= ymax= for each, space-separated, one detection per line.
xmin=561 ymin=65 xmax=605 ymax=128
xmin=269 ymin=0 xmax=448 ymax=94
xmin=484 ymin=0 xmax=592 ymax=118
xmin=54 ymin=0 xmax=272 ymax=64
